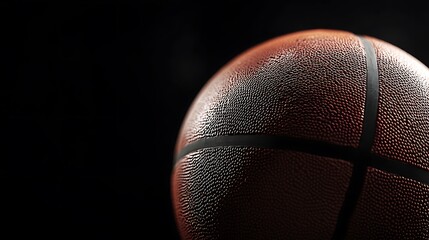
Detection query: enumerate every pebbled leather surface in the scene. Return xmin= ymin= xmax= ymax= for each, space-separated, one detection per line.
xmin=346 ymin=167 xmax=429 ymax=239
xmin=172 ymin=147 xmax=353 ymax=240
xmin=370 ymin=37 xmax=429 ymax=170
xmin=175 ymin=29 xmax=367 ymax=155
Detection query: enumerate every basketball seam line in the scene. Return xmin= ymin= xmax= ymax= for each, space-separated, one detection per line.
xmin=174 ymin=134 xmax=429 ymax=186
xmin=331 ymin=36 xmax=380 ymax=240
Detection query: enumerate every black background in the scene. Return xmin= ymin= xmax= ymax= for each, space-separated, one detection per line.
xmin=4 ymin=0 xmax=429 ymax=239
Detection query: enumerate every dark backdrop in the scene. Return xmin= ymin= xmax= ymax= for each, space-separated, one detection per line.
xmin=4 ymin=0 xmax=429 ymax=239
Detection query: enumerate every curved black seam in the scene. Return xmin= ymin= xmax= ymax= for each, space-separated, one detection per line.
xmin=175 ymin=135 xmax=357 ymax=164
xmin=331 ymin=36 xmax=379 ymax=240
xmin=174 ymin=135 xmax=429 ymax=186
xmin=358 ymin=36 xmax=379 ymax=152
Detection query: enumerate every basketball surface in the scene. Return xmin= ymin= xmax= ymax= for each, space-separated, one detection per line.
xmin=171 ymin=29 xmax=429 ymax=239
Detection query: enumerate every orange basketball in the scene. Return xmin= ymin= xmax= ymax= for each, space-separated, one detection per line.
xmin=171 ymin=29 xmax=429 ymax=239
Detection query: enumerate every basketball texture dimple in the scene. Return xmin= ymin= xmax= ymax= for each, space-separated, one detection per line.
xmin=172 ymin=29 xmax=429 ymax=239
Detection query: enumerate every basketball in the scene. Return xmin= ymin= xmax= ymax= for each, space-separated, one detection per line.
xmin=171 ymin=29 xmax=429 ymax=239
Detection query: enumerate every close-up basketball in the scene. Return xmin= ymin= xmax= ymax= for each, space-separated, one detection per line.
xmin=5 ymin=1 xmax=429 ymax=239
xmin=172 ymin=29 xmax=429 ymax=239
